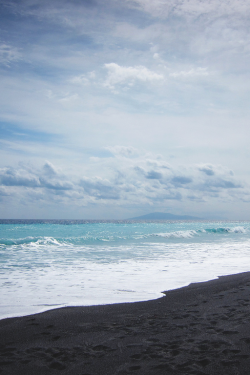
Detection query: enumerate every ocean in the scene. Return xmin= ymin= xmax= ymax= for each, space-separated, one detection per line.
xmin=1 ymin=220 xmax=250 ymax=320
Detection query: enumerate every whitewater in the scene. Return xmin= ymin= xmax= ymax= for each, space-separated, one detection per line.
xmin=1 ymin=220 xmax=250 ymax=319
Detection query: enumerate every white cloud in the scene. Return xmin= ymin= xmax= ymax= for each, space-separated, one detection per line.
xmin=0 ymin=163 xmax=73 ymax=191
xmin=70 ymin=71 xmax=96 ymax=85
xmin=43 ymin=161 xmax=58 ymax=176
xmin=170 ymin=67 xmax=209 ymax=78
xmin=80 ymin=176 xmax=120 ymax=200
xmin=104 ymin=63 xmax=164 ymax=89
xmin=126 ymin=0 xmax=250 ymax=19
xmin=198 ymin=164 xmax=215 ymax=176
xmin=70 ymin=75 xmax=89 ymax=85
xmin=45 ymin=89 xmax=79 ymax=103
xmin=197 ymin=164 xmax=234 ymax=177
xmin=105 ymin=145 xmax=139 ymax=158
xmin=58 ymin=93 xmax=79 ymax=103
xmin=0 ymin=167 xmax=40 ymax=188
xmin=0 ymin=154 xmax=248 ymax=215
xmin=0 ymin=44 xmax=21 ymax=66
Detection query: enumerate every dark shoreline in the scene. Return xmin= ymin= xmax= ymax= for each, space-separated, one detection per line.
xmin=1 ymin=272 xmax=250 ymax=374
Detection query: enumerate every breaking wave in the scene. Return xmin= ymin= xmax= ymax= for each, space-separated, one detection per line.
xmin=155 ymin=226 xmax=246 ymax=239
xmin=0 ymin=237 xmax=62 ymax=246
xmin=0 ymin=226 xmax=247 ymax=247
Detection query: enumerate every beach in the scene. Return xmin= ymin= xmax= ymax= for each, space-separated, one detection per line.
xmin=1 ymin=272 xmax=250 ymax=375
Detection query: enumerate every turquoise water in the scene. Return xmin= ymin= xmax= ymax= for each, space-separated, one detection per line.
xmin=1 ymin=220 xmax=250 ymax=319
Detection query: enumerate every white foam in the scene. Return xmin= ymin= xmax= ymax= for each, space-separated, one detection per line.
xmin=156 ymin=230 xmax=198 ymax=239
xmin=229 ymin=226 xmax=246 ymax=233
xmin=1 ymin=239 xmax=250 ymax=319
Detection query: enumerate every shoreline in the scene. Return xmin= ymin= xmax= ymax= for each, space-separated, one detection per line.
xmin=1 ymin=271 xmax=250 ymax=374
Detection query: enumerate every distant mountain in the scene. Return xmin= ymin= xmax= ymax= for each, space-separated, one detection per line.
xmin=128 ymin=212 xmax=202 ymax=220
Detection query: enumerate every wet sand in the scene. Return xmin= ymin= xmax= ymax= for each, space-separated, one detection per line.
xmin=1 ymin=272 xmax=250 ymax=374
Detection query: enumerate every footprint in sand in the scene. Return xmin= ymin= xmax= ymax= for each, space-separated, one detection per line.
xmin=130 ymin=354 xmax=142 ymax=360
xmin=222 ymin=330 xmax=239 ymax=335
xmin=240 ymin=337 xmax=250 ymax=343
xmin=129 ymin=365 xmax=141 ymax=371
xmin=52 ymin=335 xmax=61 ymax=341
xmin=49 ymin=360 xmax=66 ymax=370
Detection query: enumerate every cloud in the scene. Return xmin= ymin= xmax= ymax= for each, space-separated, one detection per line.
xmin=104 ymin=63 xmax=164 ymax=89
xmin=0 ymin=162 xmax=72 ymax=191
xmin=0 ymin=151 xmax=246 ymax=204
xmin=198 ymin=164 xmax=215 ymax=176
xmin=43 ymin=161 xmax=57 ymax=176
xmin=208 ymin=179 xmax=240 ymax=190
xmin=171 ymin=176 xmax=193 ymax=185
xmin=0 ymin=167 xmax=40 ymax=188
xmin=0 ymin=151 xmax=249 ymax=218
xmin=70 ymin=71 xmax=96 ymax=85
xmin=146 ymin=170 xmax=162 ymax=180
xmin=105 ymin=145 xmax=139 ymax=158
xmin=126 ymin=0 xmax=250 ymax=19
xmin=0 ymin=44 xmax=21 ymax=67
xmin=39 ymin=177 xmax=73 ymax=191
xmin=170 ymin=68 xmax=209 ymax=78
xmin=198 ymin=164 xmax=234 ymax=178
xmin=80 ymin=177 xmax=120 ymax=200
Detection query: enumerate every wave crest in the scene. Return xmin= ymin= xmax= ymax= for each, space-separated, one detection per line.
xmin=0 ymin=237 xmax=61 ymax=246
xmin=156 ymin=230 xmax=197 ymax=239
xmin=155 ymin=226 xmax=246 ymax=239
xmin=0 ymin=226 xmax=247 ymax=247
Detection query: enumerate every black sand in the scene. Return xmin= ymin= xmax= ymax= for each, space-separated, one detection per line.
xmin=1 ymin=272 xmax=250 ymax=374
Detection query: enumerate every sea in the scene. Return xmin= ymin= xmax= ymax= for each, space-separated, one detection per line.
xmin=1 ymin=219 xmax=250 ymax=320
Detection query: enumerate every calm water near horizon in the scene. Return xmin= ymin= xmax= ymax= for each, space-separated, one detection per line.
xmin=1 ymin=219 xmax=250 ymax=319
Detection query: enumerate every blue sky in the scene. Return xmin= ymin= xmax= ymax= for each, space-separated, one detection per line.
xmin=1 ymin=0 xmax=250 ymax=219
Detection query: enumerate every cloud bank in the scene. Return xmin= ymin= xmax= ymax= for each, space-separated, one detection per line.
xmin=1 ymin=150 xmax=249 ymax=219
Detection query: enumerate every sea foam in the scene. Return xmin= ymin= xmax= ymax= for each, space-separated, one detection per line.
xmin=0 ymin=220 xmax=250 ymax=319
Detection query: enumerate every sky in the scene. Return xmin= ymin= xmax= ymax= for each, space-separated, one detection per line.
xmin=1 ymin=0 xmax=250 ymax=220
